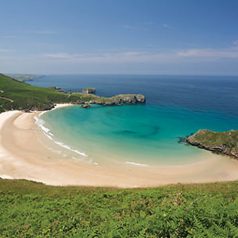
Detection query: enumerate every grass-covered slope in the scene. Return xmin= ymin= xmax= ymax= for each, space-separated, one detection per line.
xmin=1 ymin=179 xmax=238 ymax=237
xmin=0 ymin=74 xmax=145 ymax=112
xmin=0 ymin=73 xmax=97 ymax=112
xmin=186 ymin=129 xmax=238 ymax=158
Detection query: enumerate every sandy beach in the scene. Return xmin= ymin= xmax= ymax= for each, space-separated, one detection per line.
xmin=1 ymin=105 xmax=238 ymax=187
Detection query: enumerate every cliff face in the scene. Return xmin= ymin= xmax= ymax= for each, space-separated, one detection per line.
xmin=186 ymin=129 xmax=238 ymax=158
xmin=89 ymin=94 xmax=146 ymax=106
xmin=82 ymin=88 xmax=96 ymax=94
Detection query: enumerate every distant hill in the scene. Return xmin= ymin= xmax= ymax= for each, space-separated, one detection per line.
xmin=6 ymin=73 xmax=44 ymax=82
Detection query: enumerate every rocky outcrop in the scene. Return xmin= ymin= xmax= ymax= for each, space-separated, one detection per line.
xmin=82 ymin=88 xmax=96 ymax=94
xmin=186 ymin=129 xmax=238 ymax=158
xmin=0 ymin=74 xmax=146 ymax=113
xmin=89 ymin=94 xmax=146 ymax=106
xmin=81 ymin=102 xmax=91 ymax=108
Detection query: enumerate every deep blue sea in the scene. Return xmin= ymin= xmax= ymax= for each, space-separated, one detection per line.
xmin=31 ymin=75 xmax=238 ymax=165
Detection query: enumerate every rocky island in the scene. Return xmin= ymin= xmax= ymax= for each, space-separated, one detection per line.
xmin=186 ymin=129 xmax=238 ymax=158
xmin=89 ymin=94 xmax=145 ymax=106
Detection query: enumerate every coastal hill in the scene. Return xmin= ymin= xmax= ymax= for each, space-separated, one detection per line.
xmin=0 ymin=74 xmax=145 ymax=112
xmin=186 ymin=129 xmax=238 ymax=158
xmin=1 ymin=179 xmax=238 ymax=237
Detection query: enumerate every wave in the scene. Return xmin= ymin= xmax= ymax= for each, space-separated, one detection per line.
xmin=34 ymin=115 xmax=89 ymax=159
xmin=125 ymin=161 xmax=149 ymax=167
xmin=0 ymin=174 xmax=13 ymax=179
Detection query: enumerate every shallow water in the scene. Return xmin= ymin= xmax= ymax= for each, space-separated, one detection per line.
xmin=33 ymin=75 xmax=238 ymax=165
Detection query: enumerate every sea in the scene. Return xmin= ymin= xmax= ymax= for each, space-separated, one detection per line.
xmin=30 ymin=75 xmax=238 ymax=166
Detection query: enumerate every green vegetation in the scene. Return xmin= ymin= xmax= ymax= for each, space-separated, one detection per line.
xmin=2 ymin=73 xmax=237 ymax=236
xmin=1 ymin=179 xmax=238 ymax=237
xmin=0 ymin=73 xmax=98 ymax=112
xmin=186 ymin=129 xmax=238 ymax=158
xmin=0 ymin=74 xmax=145 ymax=112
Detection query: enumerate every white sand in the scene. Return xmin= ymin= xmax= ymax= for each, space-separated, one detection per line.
xmin=1 ymin=107 xmax=238 ymax=187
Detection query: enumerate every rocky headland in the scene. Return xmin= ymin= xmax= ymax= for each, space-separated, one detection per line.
xmin=186 ymin=129 xmax=238 ymax=158
xmin=82 ymin=88 xmax=96 ymax=94
xmin=0 ymin=74 xmax=146 ymax=112
xmin=88 ymin=94 xmax=145 ymax=106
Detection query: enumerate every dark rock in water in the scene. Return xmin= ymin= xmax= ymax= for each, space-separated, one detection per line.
xmin=186 ymin=129 xmax=238 ymax=158
xmin=81 ymin=103 xmax=91 ymax=108
xmin=82 ymin=88 xmax=96 ymax=94
xmin=178 ymin=137 xmax=187 ymax=144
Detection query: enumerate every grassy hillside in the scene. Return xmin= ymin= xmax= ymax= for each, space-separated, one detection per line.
xmin=1 ymin=179 xmax=238 ymax=237
xmin=0 ymin=74 xmax=98 ymax=112
xmin=0 ymin=74 xmax=145 ymax=112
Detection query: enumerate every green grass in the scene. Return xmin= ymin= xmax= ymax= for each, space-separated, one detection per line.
xmin=1 ymin=179 xmax=238 ymax=237
xmin=0 ymin=73 xmax=98 ymax=112
xmin=0 ymin=74 xmax=145 ymax=112
xmin=190 ymin=130 xmax=238 ymax=147
xmin=1 ymin=73 xmax=237 ymax=236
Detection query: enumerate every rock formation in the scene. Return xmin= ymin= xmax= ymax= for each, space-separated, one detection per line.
xmin=186 ymin=129 xmax=238 ymax=158
xmin=82 ymin=88 xmax=96 ymax=94
xmin=89 ymin=94 xmax=146 ymax=106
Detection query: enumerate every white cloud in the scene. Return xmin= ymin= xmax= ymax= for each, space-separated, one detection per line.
xmin=177 ymin=47 xmax=238 ymax=59
xmin=1 ymin=41 xmax=238 ymax=74
xmin=122 ymin=22 xmax=171 ymax=31
xmin=43 ymin=51 xmax=177 ymax=63
xmin=42 ymin=43 xmax=238 ymax=64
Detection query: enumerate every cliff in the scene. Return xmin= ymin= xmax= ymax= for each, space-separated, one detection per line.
xmin=89 ymin=94 xmax=145 ymax=106
xmin=82 ymin=88 xmax=96 ymax=94
xmin=186 ymin=129 xmax=238 ymax=158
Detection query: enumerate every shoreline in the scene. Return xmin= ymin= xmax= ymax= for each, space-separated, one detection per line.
xmin=1 ymin=106 xmax=238 ymax=187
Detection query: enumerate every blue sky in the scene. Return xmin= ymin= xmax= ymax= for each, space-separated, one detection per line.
xmin=0 ymin=0 xmax=238 ymax=75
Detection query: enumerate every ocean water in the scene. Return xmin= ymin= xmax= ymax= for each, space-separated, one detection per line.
xmin=31 ymin=75 xmax=238 ymax=165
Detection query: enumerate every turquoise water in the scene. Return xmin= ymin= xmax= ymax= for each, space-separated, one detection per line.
xmin=36 ymin=75 xmax=238 ymax=165
xmin=41 ymin=104 xmax=238 ymax=165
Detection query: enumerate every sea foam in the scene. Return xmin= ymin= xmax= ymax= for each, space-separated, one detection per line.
xmin=34 ymin=115 xmax=89 ymax=158
xmin=125 ymin=161 xmax=149 ymax=167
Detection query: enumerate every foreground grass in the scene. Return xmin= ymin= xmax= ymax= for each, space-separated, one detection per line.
xmin=1 ymin=180 xmax=238 ymax=237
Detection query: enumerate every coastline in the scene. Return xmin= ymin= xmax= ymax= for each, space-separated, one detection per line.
xmin=1 ymin=106 xmax=238 ymax=187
